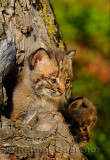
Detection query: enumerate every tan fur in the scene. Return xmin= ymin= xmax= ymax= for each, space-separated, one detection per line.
xmin=11 ymin=49 xmax=75 ymax=124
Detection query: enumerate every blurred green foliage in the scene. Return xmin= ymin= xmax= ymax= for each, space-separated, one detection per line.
xmin=51 ymin=0 xmax=109 ymax=58
xmin=51 ymin=0 xmax=110 ymax=160
xmin=72 ymin=60 xmax=110 ymax=160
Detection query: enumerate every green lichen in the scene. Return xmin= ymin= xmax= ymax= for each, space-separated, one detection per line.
xmin=1 ymin=0 xmax=6 ymax=7
xmin=34 ymin=137 xmax=40 ymax=141
xmin=19 ymin=0 xmax=23 ymax=5
xmin=40 ymin=0 xmax=47 ymax=13
xmin=21 ymin=136 xmax=41 ymax=142
xmin=43 ymin=16 xmax=56 ymax=38
xmin=20 ymin=20 xmax=24 ymax=26
xmin=15 ymin=10 xmax=19 ymax=15
xmin=19 ymin=20 xmax=24 ymax=29
xmin=39 ymin=0 xmax=65 ymax=50
xmin=59 ymin=40 xmax=65 ymax=51
xmin=40 ymin=0 xmax=56 ymax=41
xmin=21 ymin=136 xmax=27 ymax=140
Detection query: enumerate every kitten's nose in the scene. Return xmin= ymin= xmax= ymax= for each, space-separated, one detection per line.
xmin=59 ymin=90 xmax=65 ymax=95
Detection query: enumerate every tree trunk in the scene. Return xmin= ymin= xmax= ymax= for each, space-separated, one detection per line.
xmin=0 ymin=0 xmax=87 ymax=159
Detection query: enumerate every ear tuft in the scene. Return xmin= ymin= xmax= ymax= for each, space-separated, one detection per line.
xmin=66 ymin=49 xmax=76 ymax=60
xmin=68 ymin=97 xmax=83 ymax=111
xmin=28 ymin=48 xmax=49 ymax=70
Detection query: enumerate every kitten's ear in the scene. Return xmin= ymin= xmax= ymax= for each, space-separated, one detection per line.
xmin=28 ymin=48 xmax=50 ymax=70
xmin=83 ymin=98 xmax=96 ymax=108
xmin=68 ymin=98 xmax=83 ymax=111
xmin=66 ymin=50 xmax=76 ymax=60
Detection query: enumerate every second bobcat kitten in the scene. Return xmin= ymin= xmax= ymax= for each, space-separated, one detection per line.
xmin=11 ymin=48 xmax=75 ymax=124
xmin=60 ymin=97 xmax=97 ymax=146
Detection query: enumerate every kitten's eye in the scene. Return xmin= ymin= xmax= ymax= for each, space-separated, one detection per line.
xmin=83 ymin=126 xmax=87 ymax=132
xmin=66 ymin=79 xmax=70 ymax=84
xmin=51 ymin=78 xmax=56 ymax=84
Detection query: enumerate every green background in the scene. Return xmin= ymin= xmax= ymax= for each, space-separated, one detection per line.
xmin=51 ymin=0 xmax=110 ymax=159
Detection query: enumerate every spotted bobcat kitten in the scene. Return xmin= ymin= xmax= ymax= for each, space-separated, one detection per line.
xmin=11 ymin=48 xmax=75 ymax=124
xmin=61 ymin=97 xmax=97 ymax=146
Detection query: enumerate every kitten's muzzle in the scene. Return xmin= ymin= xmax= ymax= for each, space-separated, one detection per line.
xmin=54 ymin=87 xmax=65 ymax=95
xmin=59 ymin=90 xmax=65 ymax=95
xmin=83 ymin=133 xmax=91 ymax=143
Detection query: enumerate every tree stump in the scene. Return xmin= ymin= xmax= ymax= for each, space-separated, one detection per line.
xmin=0 ymin=0 xmax=87 ymax=159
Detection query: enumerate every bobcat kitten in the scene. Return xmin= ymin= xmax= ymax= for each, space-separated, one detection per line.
xmin=11 ymin=48 xmax=75 ymax=124
xmin=61 ymin=97 xmax=97 ymax=146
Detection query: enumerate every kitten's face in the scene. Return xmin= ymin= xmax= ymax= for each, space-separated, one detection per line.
xmin=28 ymin=49 xmax=75 ymax=100
xmin=73 ymin=117 xmax=97 ymax=146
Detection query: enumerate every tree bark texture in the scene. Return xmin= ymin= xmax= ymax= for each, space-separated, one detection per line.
xmin=0 ymin=0 xmax=87 ymax=159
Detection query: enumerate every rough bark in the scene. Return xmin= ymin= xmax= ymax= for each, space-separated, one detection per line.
xmin=0 ymin=113 xmax=87 ymax=160
xmin=0 ymin=0 xmax=87 ymax=159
